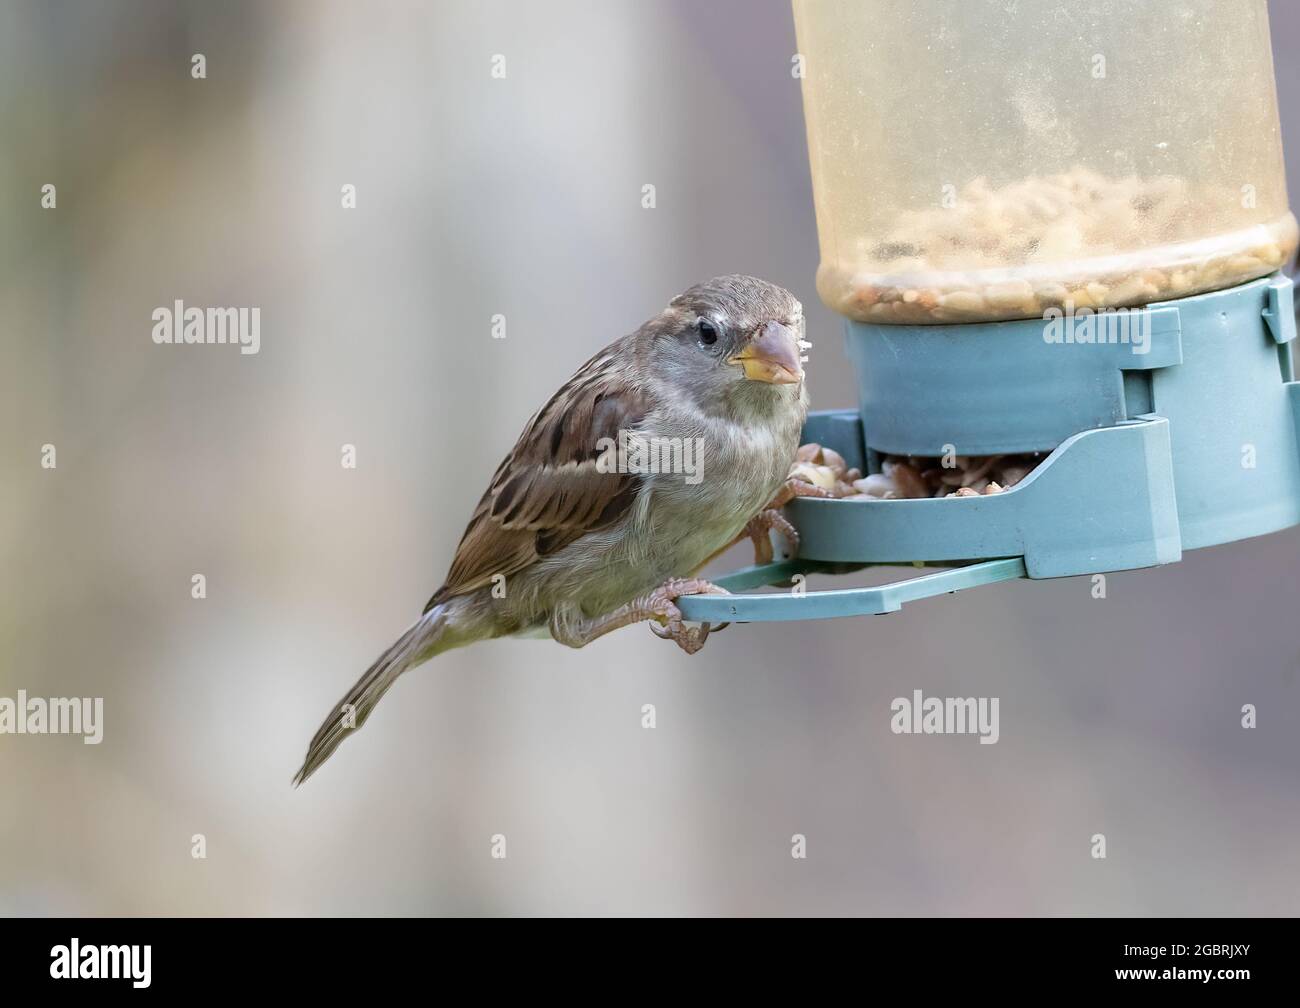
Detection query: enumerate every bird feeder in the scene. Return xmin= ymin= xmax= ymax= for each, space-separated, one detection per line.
xmin=679 ymin=0 xmax=1300 ymax=625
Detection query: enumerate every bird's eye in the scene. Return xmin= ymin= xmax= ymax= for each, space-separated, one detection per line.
xmin=697 ymin=318 xmax=719 ymax=347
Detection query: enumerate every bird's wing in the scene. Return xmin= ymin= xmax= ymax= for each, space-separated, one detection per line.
xmin=425 ymin=343 xmax=649 ymax=611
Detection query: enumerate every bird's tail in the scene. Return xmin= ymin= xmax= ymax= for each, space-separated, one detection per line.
xmin=293 ymin=603 xmax=459 ymax=786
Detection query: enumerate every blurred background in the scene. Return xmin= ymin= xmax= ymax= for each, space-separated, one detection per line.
xmin=2 ymin=0 xmax=1299 ymax=916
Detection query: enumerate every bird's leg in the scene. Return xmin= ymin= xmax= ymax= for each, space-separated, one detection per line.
xmin=550 ymin=578 xmax=730 ymax=656
xmin=722 ymin=477 xmax=829 ymax=566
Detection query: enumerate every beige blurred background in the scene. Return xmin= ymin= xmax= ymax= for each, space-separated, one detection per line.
xmin=2 ymin=0 xmax=1299 ymax=916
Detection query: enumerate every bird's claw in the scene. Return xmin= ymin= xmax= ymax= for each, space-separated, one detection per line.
xmin=646 ymin=578 xmax=729 ymax=655
xmin=744 ymin=508 xmax=800 ymax=565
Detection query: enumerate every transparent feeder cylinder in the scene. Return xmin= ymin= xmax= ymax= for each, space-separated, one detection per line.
xmin=792 ymin=0 xmax=1298 ymax=324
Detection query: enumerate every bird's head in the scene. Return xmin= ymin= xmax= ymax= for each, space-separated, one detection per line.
xmin=649 ymin=275 xmax=807 ymax=410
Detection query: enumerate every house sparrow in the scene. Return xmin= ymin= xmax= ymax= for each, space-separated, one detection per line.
xmin=294 ymin=275 xmax=816 ymax=784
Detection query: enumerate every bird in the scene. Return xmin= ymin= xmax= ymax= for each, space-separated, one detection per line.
xmin=293 ymin=275 xmax=822 ymax=785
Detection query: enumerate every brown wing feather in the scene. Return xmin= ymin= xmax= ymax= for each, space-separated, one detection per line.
xmin=424 ymin=342 xmax=648 ymax=612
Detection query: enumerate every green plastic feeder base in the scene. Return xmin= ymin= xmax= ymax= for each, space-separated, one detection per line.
xmin=679 ymin=273 xmax=1300 ymax=625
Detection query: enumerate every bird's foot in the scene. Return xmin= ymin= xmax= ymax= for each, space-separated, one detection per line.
xmin=549 ymin=578 xmax=730 ymax=654
xmin=766 ymin=476 xmax=835 ymax=511
xmin=644 ymin=578 xmax=730 ymax=655
xmin=742 ymin=508 xmax=800 ymax=565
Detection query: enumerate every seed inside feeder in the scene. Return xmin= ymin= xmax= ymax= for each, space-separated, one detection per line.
xmin=817 ymin=168 xmax=1299 ymax=325
xmin=789 ymin=446 xmax=1044 ymax=500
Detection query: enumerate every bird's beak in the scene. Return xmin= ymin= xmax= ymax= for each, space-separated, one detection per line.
xmin=728 ymin=320 xmax=803 ymax=385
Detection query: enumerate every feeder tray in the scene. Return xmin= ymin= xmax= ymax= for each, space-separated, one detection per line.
xmin=679 ymin=273 xmax=1300 ymax=625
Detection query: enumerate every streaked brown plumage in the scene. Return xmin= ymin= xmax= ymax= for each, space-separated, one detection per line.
xmin=295 ymin=275 xmax=809 ymax=784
